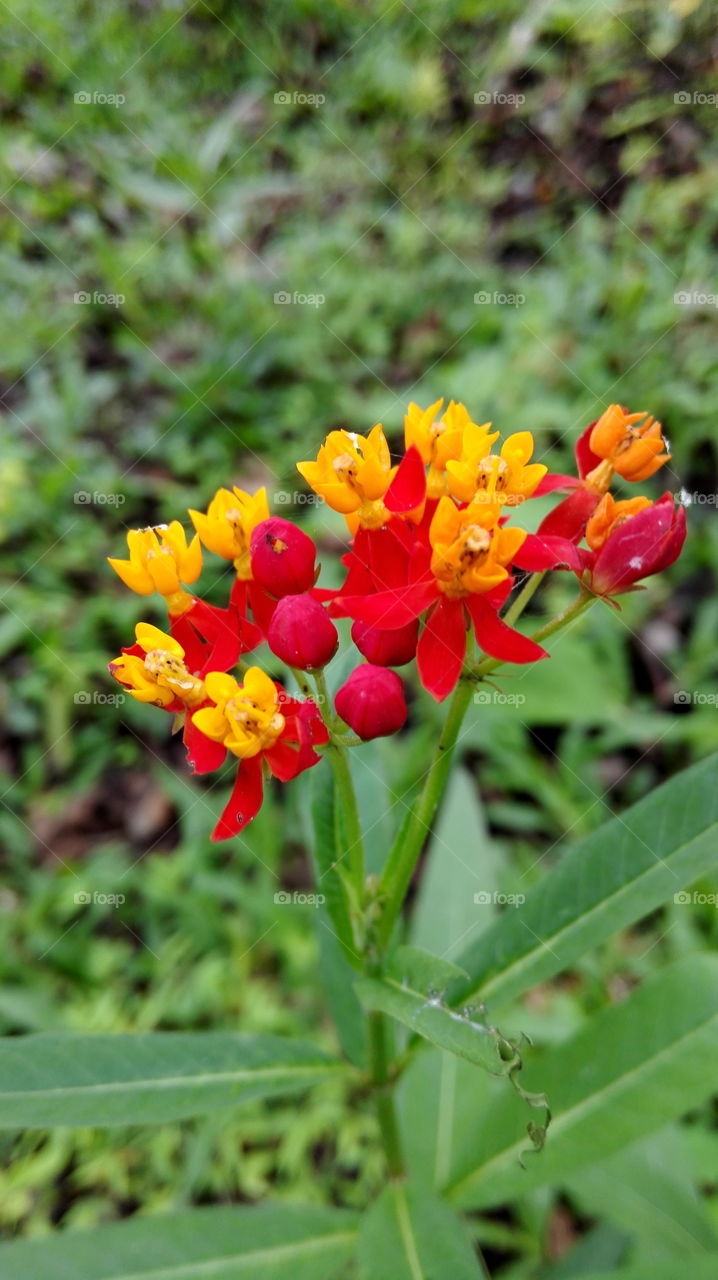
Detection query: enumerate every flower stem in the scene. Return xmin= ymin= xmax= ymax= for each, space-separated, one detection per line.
xmin=376 ymin=676 xmax=474 ymax=951
xmin=367 ymin=1010 xmax=405 ymax=1178
xmin=311 ymin=668 xmax=366 ymax=893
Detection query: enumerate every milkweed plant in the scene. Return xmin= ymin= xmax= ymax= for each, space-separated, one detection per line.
xmin=1 ymin=399 xmax=691 ymax=1279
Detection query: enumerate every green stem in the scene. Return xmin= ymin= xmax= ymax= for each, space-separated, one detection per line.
xmin=367 ymin=1010 xmax=405 ymax=1177
xmin=376 ymin=676 xmax=474 ymax=951
xmin=473 ymin=588 xmax=595 ymax=681
xmin=502 ymin=569 xmax=546 ymax=626
xmin=327 ymin=740 xmax=366 ymax=890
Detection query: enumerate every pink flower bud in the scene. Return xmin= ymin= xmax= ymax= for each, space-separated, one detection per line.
xmin=351 ymin=618 xmax=418 ymax=667
xmin=268 ymin=595 xmax=338 ymax=670
xmin=250 ymin=517 xmax=317 ymax=598
xmin=334 ymin=664 xmax=407 ymax=740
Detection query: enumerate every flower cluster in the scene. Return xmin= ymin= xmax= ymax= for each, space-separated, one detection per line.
xmin=107 ymin=399 xmax=684 ymax=839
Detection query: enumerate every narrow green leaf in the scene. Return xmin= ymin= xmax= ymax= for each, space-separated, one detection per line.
xmin=451 ymin=753 xmax=718 ymax=1008
xmin=447 ymin=956 xmax=718 ymax=1209
xmin=0 ymin=1204 xmax=358 ymax=1280
xmin=357 ymin=1183 xmax=483 ymax=1279
xmin=573 ymin=1263 xmax=718 ymax=1280
xmin=0 ymin=1032 xmax=344 ymax=1128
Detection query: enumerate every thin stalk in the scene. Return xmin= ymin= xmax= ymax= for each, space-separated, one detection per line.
xmin=312 ymin=668 xmax=366 ymax=893
xmin=502 ymin=569 xmax=546 ymax=627
xmin=367 ymin=1010 xmax=405 ymax=1178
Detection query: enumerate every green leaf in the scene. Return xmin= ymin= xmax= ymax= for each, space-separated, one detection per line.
xmin=388 ymin=945 xmax=468 ymax=991
xmin=0 ymin=1204 xmax=358 ymax=1279
xmin=447 ymin=956 xmax=718 ymax=1209
xmin=564 ymin=1129 xmax=718 ymax=1259
xmin=451 ymin=753 xmax=718 ymax=1008
xmin=399 ymin=769 xmax=500 ymax=1188
xmin=0 ymin=1032 xmax=344 ymax=1127
xmin=357 ymin=1183 xmax=483 ymax=1279
xmin=309 ymin=764 xmax=358 ymax=964
xmin=573 ymin=1263 xmax=718 ymax=1280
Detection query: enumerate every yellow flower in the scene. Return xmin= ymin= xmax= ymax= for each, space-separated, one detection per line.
xmin=192 ymin=667 xmax=285 ymax=759
xmin=405 ymin=399 xmax=494 ymax=499
xmin=297 ymin=425 xmax=394 ymax=530
xmin=109 ymin=623 xmax=205 ymax=708
xmin=189 ymin=486 xmax=269 ymax=578
xmin=108 ymin=523 xmax=202 ymax=608
xmin=446 ymin=428 xmax=546 ymax=507
xmin=429 ymin=495 xmax=526 ymax=598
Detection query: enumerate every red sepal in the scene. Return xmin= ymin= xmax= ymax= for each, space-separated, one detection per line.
xmin=514 ymin=532 xmax=582 ymax=573
xmin=417 ymin=596 xmax=467 ymax=702
xmin=211 ymin=756 xmax=264 ymax=841
xmin=466 ymin=595 xmax=548 ymax=665
xmin=575 ymin=421 xmax=602 ymax=478
xmin=330 ymin=578 xmax=438 ymax=629
xmin=589 ymin=494 xmax=686 ymax=596
xmin=534 ymin=473 xmax=581 ymax=497
xmin=184 ymin=713 xmax=227 ymax=774
xmin=538 ymin=483 xmax=601 ymax=542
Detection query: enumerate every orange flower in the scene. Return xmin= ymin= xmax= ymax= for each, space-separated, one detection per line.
xmin=585 ymin=493 xmax=653 ymax=552
xmin=588 ymin=405 xmax=670 ymax=484
xmin=429 ymin=495 xmax=526 ymax=598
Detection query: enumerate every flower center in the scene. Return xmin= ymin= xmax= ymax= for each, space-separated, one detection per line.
xmin=144 ymin=649 xmax=204 ymax=704
xmin=226 ymin=695 xmax=284 ymax=752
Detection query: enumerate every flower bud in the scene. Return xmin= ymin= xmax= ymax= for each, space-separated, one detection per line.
xmin=268 ymin=595 xmax=338 ymax=670
xmin=334 ymin=664 xmax=407 ymax=740
xmin=351 ymin=618 xmax=418 ymax=667
xmin=250 ymin=517 xmax=317 ymax=598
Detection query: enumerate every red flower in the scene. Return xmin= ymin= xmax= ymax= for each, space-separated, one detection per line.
xmin=580 ymin=492 xmax=686 ymax=598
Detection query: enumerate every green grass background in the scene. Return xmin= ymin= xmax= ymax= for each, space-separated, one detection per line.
xmin=1 ymin=0 xmax=717 ymax=1269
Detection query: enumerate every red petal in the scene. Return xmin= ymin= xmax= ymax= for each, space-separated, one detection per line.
xmin=330 ymin=579 xmax=438 ymax=629
xmin=267 ymin=700 xmax=328 ymax=779
xmin=538 ymin=484 xmax=601 ymax=542
xmin=184 ymin=714 xmax=227 ymax=774
xmin=514 ymin=532 xmax=582 ymax=572
xmin=168 ymin=611 xmax=207 ymax=673
xmin=211 ymin=756 xmax=264 ymax=841
xmin=534 ymin=473 xmax=581 ymax=497
xmin=248 ymin=582 xmax=277 ymax=635
xmin=591 ymin=495 xmax=684 ymax=596
xmin=417 ymin=596 xmax=467 ymax=702
xmin=467 ymin=595 xmax=548 ymax=665
xmin=575 ymin=421 xmax=602 ymax=478
xmin=385 ymin=445 xmax=427 ymax=514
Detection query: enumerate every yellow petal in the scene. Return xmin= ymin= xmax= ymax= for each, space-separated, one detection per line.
xmin=191 ymin=706 xmax=228 ymax=740
xmin=107 ymin=557 xmax=154 ymax=595
xmin=135 ymin=623 xmax=183 ymax=657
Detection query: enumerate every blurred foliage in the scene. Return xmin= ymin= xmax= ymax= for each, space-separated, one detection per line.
xmin=0 ymin=0 xmax=717 ymax=1271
